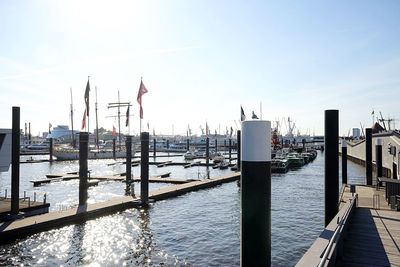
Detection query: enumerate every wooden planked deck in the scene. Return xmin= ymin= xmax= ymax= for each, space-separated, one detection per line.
xmin=0 ymin=172 xmax=240 ymax=244
xmin=338 ymin=185 xmax=400 ymax=267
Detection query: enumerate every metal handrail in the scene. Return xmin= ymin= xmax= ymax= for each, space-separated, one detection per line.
xmin=318 ymin=194 xmax=358 ymax=267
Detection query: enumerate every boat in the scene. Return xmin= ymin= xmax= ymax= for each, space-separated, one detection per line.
xmin=286 ymin=153 xmax=305 ymax=168
xmin=184 ymin=150 xmax=203 ymax=160
xmin=271 ymin=158 xmax=289 ymax=173
xmin=212 ymin=152 xmax=225 ymax=164
xmin=53 ymin=146 xmax=132 ymax=160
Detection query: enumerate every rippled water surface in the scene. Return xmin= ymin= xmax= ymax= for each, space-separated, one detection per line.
xmin=0 ymin=152 xmax=365 ymax=266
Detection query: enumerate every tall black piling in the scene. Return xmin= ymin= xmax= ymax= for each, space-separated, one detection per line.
xmin=49 ymin=138 xmax=53 ymax=162
xmin=166 ymin=139 xmax=169 ymax=150
xmin=153 ymin=138 xmax=156 ymax=157
xmin=79 ymin=132 xmax=89 ymax=206
xmin=302 ymin=138 xmax=306 ymax=152
xmin=125 ymin=135 xmax=132 ymax=194
xmin=365 ymin=128 xmax=372 ymax=185
xmin=28 ymin=122 xmax=31 ymax=142
xmin=376 ymin=138 xmax=383 ymax=183
xmin=224 ymin=139 xmax=227 ymax=152
xmin=206 ymin=137 xmax=210 ymax=163
xmin=241 ymin=120 xmax=271 ymax=267
xmin=342 ymin=139 xmax=347 ymax=185
xmin=112 ymin=138 xmax=116 ymax=160
xmin=215 ymin=139 xmax=218 ymax=153
xmin=141 ymin=132 xmax=149 ymax=205
xmin=229 ymin=138 xmax=232 ymax=161
xmin=11 ymin=107 xmax=20 ymax=215
xmin=186 ymin=139 xmax=189 ymax=151
xmin=324 ymin=109 xmax=339 ymax=227
xmin=237 ymin=130 xmax=241 ymax=171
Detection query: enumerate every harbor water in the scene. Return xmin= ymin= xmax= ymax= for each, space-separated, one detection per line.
xmin=0 ymin=151 xmax=366 ymax=266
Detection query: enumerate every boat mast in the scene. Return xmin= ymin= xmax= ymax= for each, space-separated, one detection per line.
xmin=70 ymin=87 xmax=75 ymax=147
xmin=107 ymin=91 xmax=131 ymax=150
xmin=95 ymin=86 xmax=99 ymax=150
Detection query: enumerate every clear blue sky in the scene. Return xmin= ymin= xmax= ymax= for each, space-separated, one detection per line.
xmin=0 ymin=0 xmax=399 ymax=136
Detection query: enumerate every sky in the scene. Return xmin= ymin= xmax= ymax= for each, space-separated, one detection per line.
xmin=0 ymin=0 xmax=399 ymax=137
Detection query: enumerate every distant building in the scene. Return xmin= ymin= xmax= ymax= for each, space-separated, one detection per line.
xmin=47 ymin=125 xmax=79 ymax=142
xmin=352 ymin=128 xmax=361 ymax=139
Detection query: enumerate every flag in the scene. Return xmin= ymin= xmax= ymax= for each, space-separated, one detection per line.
xmin=205 ymin=122 xmax=209 ymax=136
xmin=147 ymin=121 xmax=150 ymax=130
xmin=137 ymin=79 xmax=148 ymax=119
xmin=112 ymin=125 xmax=117 ymax=137
xmin=252 ymin=111 xmax=259 ymax=119
xmin=241 ymin=106 xmax=246 ymax=121
xmin=81 ymin=109 xmax=87 ymax=130
xmin=230 ymin=126 xmax=233 ymax=137
xmin=84 ymin=78 xmax=90 ymax=117
xmin=49 ymin=123 xmax=52 ymax=134
xmin=125 ymin=106 xmax=130 ymax=127
xmin=371 ymin=109 xmax=375 ymax=116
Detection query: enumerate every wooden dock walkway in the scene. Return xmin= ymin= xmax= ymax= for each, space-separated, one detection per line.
xmin=337 ymin=185 xmax=400 ymax=267
xmin=0 ymin=198 xmax=50 ymax=219
xmin=0 ymin=172 xmax=240 ymax=244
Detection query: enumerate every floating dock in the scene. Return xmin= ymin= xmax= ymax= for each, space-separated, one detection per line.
xmin=0 ymin=198 xmax=50 ymax=220
xmin=0 ymin=172 xmax=240 ymax=244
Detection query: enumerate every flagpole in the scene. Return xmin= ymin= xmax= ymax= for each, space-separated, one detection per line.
xmin=95 ymin=86 xmax=99 ymax=151
xmin=87 ymin=76 xmax=90 ymax=135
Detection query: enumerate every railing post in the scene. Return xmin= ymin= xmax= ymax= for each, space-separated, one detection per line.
xmin=11 ymin=106 xmax=20 ymax=215
xmin=342 ymin=139 xmax=347 ymax=184
xmin=365 ymin=128 xmax=372 ymax=185
xmin=140 ymin=132 xmax=149 ymax=205
xmin=325 ymin=110 xmax=339 ymax=227
xmin=241 ymin=120 xmax=271 ymax=267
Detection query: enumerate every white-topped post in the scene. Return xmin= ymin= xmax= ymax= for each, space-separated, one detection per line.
xmin=241 ymin=120 xmax=271 ymax=267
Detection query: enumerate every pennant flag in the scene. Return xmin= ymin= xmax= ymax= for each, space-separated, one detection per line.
xmin=125 ymin=106 xmax=130 ymax=127
xmin=230 ymin=126 xmax=233 ymax=137
xmin=84 ymin=78 xmax=90 ymax=117
xmin=81 ymin=109 xmax=87 ymax=130
xmin=137 ymin=79 xmax=148 ymax=119
xmin=371 ymin=109 xmax=375 ymax=116
xmin=112 ymin=125 xmax=117 ymax=137
xmin=147 ymin=121 xmax=150 ymax=130
xmin=153 ymin=128 xmax=155 ymax=136
xmin=49 ymin=123 xmax=52 ymax=134
xmin=205 ymin=122 xmax=209 ymax=136
xmin=241 ymin=106 xmax=246 ymax=121
xmin=252 ymin=111 xmax=259 ymax=119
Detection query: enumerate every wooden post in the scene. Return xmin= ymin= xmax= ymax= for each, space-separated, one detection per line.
xmin=241 ymin=120 xmax=271 ymax=267
xmin=186 ymin=138 xmax=190 ymax=151
xmin=325 ymin=110 xmax=339 ymax=227
xmin=11 ymin=107 xmax=20 ymax=215
xmin=79 ymin=132 xmax=89 ymax=206
xmin=342 ymin=139 xmax=347 ymax=184
xmin=237 ymin=130 xmax=241 ymax=171
xmin=365 ymin=128 xmax=373 ymax=185
xmin=376 ymin=138 xmax=383 ymax=184
xmin=49 ymin=138 xmax=53 ymax=162
xmin=153 ymin=138 xmax=156 ymax=157
xmin=125 ymin=135 xmax=132 ymax=194
xmin=229 ymin=138 xmax=232 ymax=161
xmin=112 ymin=138 xmax=116 ymax=160
xmin=141 ymin=132 xmax=149 ymax=205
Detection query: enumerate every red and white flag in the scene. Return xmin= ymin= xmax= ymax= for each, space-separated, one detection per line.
xmin=137 ymin=79 xmax=148 ymax=119
xmin=81 ymin=109 xmax=87 ymax=130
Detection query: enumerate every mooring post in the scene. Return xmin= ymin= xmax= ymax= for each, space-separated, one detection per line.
xmin=206 ymin=137 xmax=210 ymax=166
xmin=186 ymin=138 xmax=190 ymax=151
xmin=325 ymin=109 xmax=339 ymax=227
xmin=11 ymin=107 xmax=20 ymax=215
xmin=229 ymin=138 xmax=232 ymax=161
xmin=224 ymin=139 xmax=227 ymax=152
xmin=376 ymin=138 xmax=383 ymax=185
xmin=365 ymin=128 xmax=372 ymax=185
xmin=49 ymin=137 xmax=53 ymax=162
xmin=342 ymin=139 xmax=347 ymax=185
xmin=112 ymin=138 xmax=116 ymax=160
xmin=79 ymin=132 xmax=89 ymax=206
xmin=153 ymin=138 xmax=156 ymax=157
xmin=28 ymin=122 xmax=31 ymax=142
xmin=241 ymin=120 xmax=271 ymax=267
xmin=302 ymin=138 xmax=306 ymax=152
xmin=215 ymin=139 xmax=218 ymax=153
xmin=237 ymin=130 xmax=241 ymax=171
xmin=141 ymin=132 xmax=149 ymax=205
xmin=125 ymin=135 xmax=132 ymax=195
xmin=166 ymin=139 xmax=169 ymax=150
